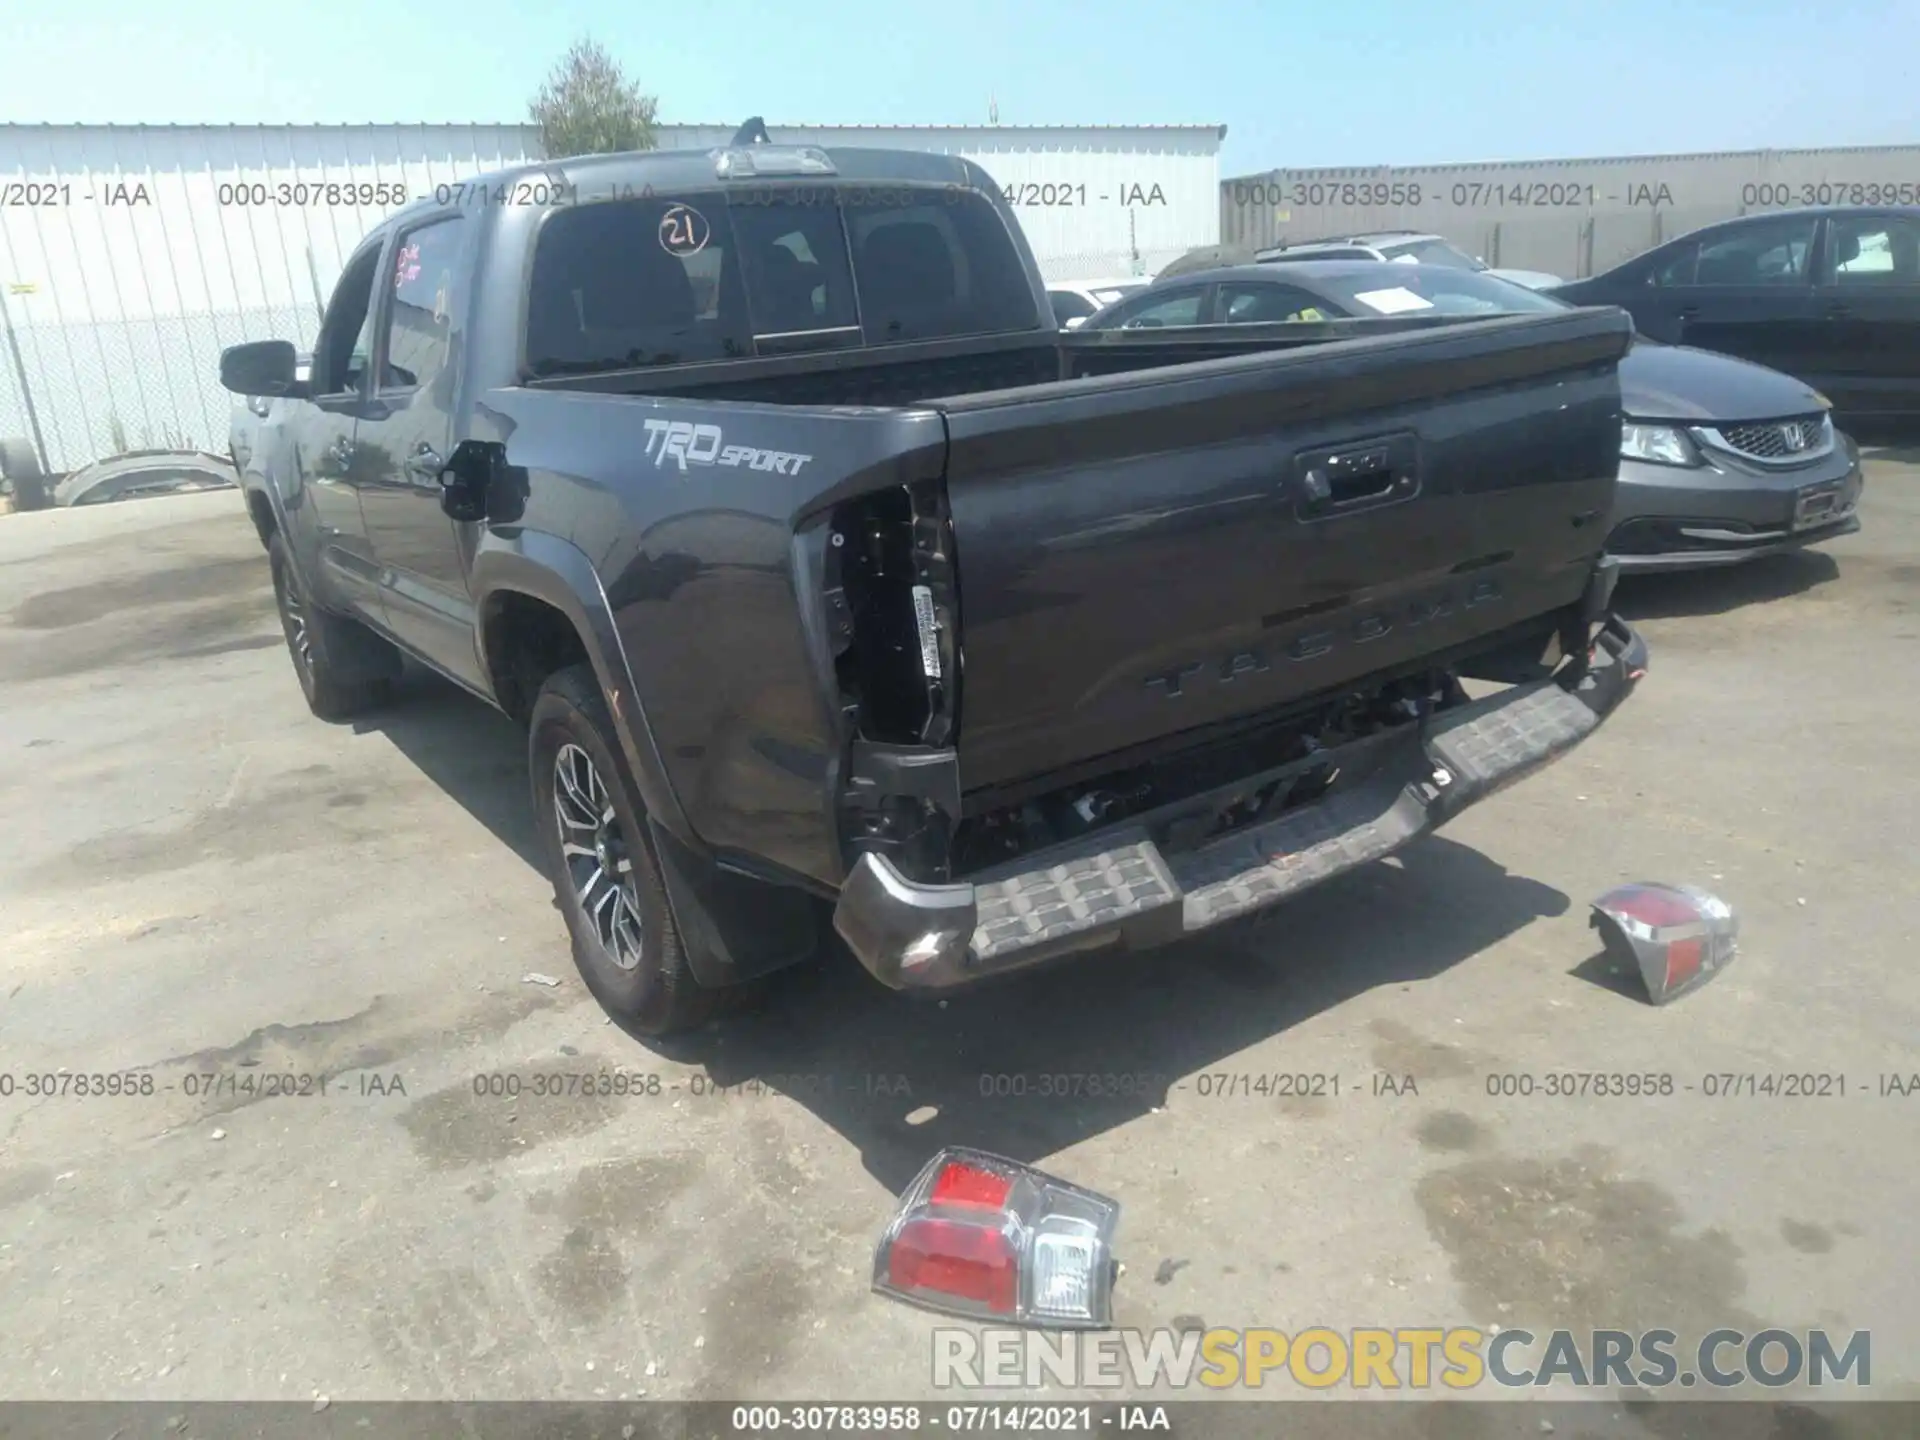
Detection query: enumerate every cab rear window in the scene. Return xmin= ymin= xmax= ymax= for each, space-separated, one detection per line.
xmin=523 ymin=185 xmax=1040 ymax=376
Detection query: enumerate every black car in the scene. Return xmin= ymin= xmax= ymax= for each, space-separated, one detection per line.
xmin=1550 ymin=206 xmax=1920 ymax=423
xmin=1086 ymin=262 xmax=1864 ymax=570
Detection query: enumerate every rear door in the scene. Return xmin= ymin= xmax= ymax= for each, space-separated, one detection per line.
xmin=352 ymin=209 xmax=484 ymax=687
xmin=936 ymin=310 xmax=1630 ymax=793
xmin=1813 ymin=211 xmax=1920 ymax=418
xmin=1667 ymin=213 xmax=1822 ymax=377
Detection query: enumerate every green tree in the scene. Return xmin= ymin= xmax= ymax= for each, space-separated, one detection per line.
xmin=529 ymin=38 xmax=659 ymax=160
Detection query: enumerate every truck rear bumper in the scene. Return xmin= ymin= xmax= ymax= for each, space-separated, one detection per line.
xmin=834 ymin=613 xmax=1647 ymax=992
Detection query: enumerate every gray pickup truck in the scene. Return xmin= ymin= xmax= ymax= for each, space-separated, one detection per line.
xmin=218 ymin=139 xmax=1646 ymax=1034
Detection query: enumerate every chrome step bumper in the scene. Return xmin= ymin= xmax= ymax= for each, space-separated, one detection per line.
xmin=834 ymin=614 xmax=1647 ymax=992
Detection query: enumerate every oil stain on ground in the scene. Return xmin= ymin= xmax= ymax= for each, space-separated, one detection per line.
xmin=1782 ymin=1219 xmax=1835 ymax=1254
xmin=1369 ymin=1017 xmax=1479 ymax=1080
xmin=397 ymin=1049 xmax=637 ymax=1172
xmin=1415 ymin=1143 xmax=1758 ymax=1337
xmin=151 ymin=987 xmax=564 ymax=1124
xmin=1414 ymin=1109 xmax=1488 ymax=1152
xmin=690 ymin=1252 xmax=810 ymax=1398
xmin=36 ymin=768 xmax=393 ymax=889
xmin=9 ymin=556 xmax=264 ymax=629
xmin=526 ymin=1153 xmax=706 ymax=1323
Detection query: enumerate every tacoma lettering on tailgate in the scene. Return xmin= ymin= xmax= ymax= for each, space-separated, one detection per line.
xmin=1144 ymin=578 xmax=1502 ymax=698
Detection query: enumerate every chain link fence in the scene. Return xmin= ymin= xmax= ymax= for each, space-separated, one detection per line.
xmin=0 ymin=301 xmax=320 ymax=475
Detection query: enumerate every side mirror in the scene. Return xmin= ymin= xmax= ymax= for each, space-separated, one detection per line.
xmin=220 ymin=340 xmax=302 ymax=400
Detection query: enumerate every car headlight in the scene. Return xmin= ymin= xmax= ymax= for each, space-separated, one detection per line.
xmin=1620 ymin=422 xmax=1702 ymax=468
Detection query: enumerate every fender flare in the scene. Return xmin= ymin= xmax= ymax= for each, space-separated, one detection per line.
xmin=468 ymin=529 xmax=698 ymax=851
xmin=246 ymin=474 xmax=325 ymax=601
xmin=469 ymin=530 xmax=820 ymax=989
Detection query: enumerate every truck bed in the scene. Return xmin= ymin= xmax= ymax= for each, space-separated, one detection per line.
xmin=489 ymin=306 xmax=1632 ymax=892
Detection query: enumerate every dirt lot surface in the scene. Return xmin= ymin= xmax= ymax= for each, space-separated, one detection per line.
xmin=2 ymin=461 xmax=1916 ymax=1423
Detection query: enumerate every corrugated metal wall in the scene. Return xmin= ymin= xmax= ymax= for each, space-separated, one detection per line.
xmin=0 ymin=122 xmax=1219 ymax=471
xmin=1221 ymin=143 xmax=1920 ymax=279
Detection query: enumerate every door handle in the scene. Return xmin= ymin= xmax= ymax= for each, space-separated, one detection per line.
xmin=403 ymin=445 xmax=446 ymax=484
xmin=1826 ymin=302 xmax=1852 ymax=317
xmin=1676 ymin=306 xmax=1700 ymax=319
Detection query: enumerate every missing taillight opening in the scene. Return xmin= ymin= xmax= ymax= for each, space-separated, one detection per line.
xmin=827 ymin=483 xmax=965 ymax=883
xmin=825 ymin=482 xmax=960 ymax=749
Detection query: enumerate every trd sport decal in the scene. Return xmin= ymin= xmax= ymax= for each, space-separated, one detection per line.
xmin=642 ymin=419 xmax=813 ymax=476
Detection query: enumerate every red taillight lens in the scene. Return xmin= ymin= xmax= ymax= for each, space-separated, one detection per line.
xmin=872 ymin=1147 xmax=1121 ymax=1328
xmin=1589 ymin=882 xmax=1737 ymax=1007
xmin=1662 ymin=935 xmax=1704 ymax=991
xmin=1612 ymin=888 xmax=1704 ymax=929
xmin=930 ymin=1160 xmax=1013 ymax=1210
xmin=887 ymin=1217 xmax=1018 ymax=1315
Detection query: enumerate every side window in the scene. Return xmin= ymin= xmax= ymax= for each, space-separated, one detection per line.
xmin=311 ymin=246 xmax=383 ymax=397
xmin=1050 ymin=290 xmax=1096 ymax=324
xmin=1830 ymin=216 xmax=1920 ymax=284
xmin=379 ymin=215 xmax=468 ymax=393
xmin=1650 ymin=245 xmax=1698 ymax=287
xmin=1220 ymin=283 xmax=1341 ymax=323
xmin=1692 ymin=218 xmax=1818 ymax=285
xmin=1115 ymin=288 xmax=1207 ymax=328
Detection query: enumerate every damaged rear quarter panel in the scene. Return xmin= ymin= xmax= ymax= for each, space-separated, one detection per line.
xmin=483 ymin=387 xmax=949 ymax=889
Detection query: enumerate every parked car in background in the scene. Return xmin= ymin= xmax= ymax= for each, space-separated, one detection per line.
xmin=52 ymin=449 xmax=239 ymax=507
xmin=1256 ymin=231 xmax=1565 ymax=289
xmin=0 ymin=437 xmax=52 ymax=511
xmin=229 ymin=352 xmax=311 ymax=473
xmin=1046 ymin=277 xmax=1151 ymax=329
xmin=1549 ymin=207 xmax=1920 ymax=423
xmin=1087 ymin=261 xmax=1863 ymax=570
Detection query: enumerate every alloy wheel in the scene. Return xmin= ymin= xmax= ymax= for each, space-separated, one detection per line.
xmin=278 ymin=568 xmax=314 ymax=677
xmin=552 ymin=742 xmax=647 ymax=970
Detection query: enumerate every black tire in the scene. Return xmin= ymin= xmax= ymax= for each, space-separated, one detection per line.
xmin=0 ymin=437 xmax=51 ymax=512
xmin=267 ymin=531 xmax=395 ymax=721
xmin=529 ymin=663 xmax=718 ymax=1035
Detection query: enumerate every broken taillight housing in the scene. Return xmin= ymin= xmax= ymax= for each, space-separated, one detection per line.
xmin=1590 ymin=881 xmax=1738 ymax=1005
xmin=872 ymin=1148 xmax=1120 ymax=1328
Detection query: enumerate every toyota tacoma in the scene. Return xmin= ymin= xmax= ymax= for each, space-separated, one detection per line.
xmin=217 ymin=138 xmax=1647 ymax=1033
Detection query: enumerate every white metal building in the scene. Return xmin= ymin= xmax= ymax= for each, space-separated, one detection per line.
xmin=0 ymin=122 xmax=1224 ymax=471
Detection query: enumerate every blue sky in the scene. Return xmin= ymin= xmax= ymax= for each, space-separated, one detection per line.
xmin=5 ymin=0 xmax=1916 ymax=175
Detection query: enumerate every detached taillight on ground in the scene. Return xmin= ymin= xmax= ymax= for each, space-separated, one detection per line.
xmin=872 ymin=1148 xmax=1120 ymax=1328
xmin=1590 ymin=882 xmax=1738 ymax=1005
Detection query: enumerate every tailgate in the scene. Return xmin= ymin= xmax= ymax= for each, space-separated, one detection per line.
xmin=936 ymin=309 xmax=1632 ymax=795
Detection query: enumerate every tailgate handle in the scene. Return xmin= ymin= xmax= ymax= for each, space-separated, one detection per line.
xmin=1295 ymin=435 xmax=1419 ymax=518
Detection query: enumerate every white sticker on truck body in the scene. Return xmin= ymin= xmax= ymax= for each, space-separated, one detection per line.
xmin=642 ymin=418 xmax=813 ymax=476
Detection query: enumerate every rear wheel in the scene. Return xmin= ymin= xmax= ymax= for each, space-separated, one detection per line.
xmin=268 ymin=531 xmax=395 ymax=721
xmin=0 ymin=438 xmax=50 ymax=512
xmin=529 ymin=663 xmax=717 ymax=1035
